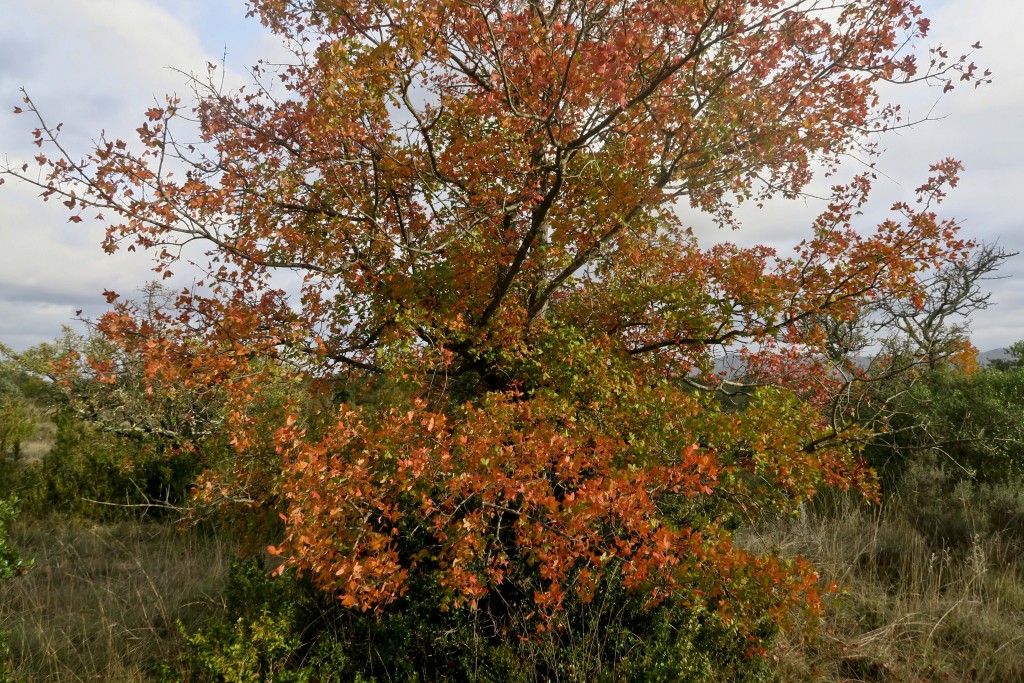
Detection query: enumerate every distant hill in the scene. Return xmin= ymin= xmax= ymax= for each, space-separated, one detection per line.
xmin=705 ymin=347 xmax=1016 ymax=377
xmin=979 ymin=347 xmax=1014 ymax=367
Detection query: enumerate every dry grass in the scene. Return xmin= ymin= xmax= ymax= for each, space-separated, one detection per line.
xmin=2 ymin=486 xmax=1021 ymax=681
xmin=0 ymin=518 xmax=234 ymax=682
xmin=18 ymin=410 xmax=56 ymax=463
xmin=745 ymin=494 xmax=1024 ymax=683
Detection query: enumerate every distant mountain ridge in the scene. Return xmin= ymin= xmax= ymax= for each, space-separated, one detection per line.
xmin=979 ymin=347 xmax=1014 ymax=367
xmin=706 ymin=347 xmax=1016 ymax=377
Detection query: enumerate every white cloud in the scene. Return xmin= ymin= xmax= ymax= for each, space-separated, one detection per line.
xmin=1 ymin=1 xmax=209 ymax=141
xmin=0 ymin=0 xmax=280 ymax=349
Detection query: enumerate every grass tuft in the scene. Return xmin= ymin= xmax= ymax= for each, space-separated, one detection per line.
xmin=0 ymin=518 xmax=233 ymax=682
xmin=747 ymin=491 xmax=1024 ymax=683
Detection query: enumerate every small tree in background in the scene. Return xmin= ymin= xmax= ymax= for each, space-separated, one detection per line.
xmin=877 ymin=243 xmax=1013 ymax=371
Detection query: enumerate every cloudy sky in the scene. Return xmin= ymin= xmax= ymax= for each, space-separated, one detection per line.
xmin=1 ymin=0 xmax=1021 ymax=352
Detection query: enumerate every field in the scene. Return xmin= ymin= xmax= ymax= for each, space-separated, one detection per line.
xmin=3 ymin=481 xmax=1022 ymax=682
xmin=2 ymin=519 xmax=232 ymax=682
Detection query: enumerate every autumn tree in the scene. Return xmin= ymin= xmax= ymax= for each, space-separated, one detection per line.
xmin=1 ymin=0 xmax=989 ymax=675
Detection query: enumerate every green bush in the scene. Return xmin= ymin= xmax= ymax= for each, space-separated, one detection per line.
xmin=170 ymin=557 xmax=778 ymax=682
xmin=10 ymin=410 xmax=203 ymax=521
xmin=0 ymin=394 xmax=34 ymax=459
xmin=0 ymin=497 xmax=32 ymax=683
xmin=166 ymin=559 xmax=361 ymax=683
xmin=0 ymin=497 xmax=30 ymax=585
xmin=868 ymin=365 xmax=1024 ymax=487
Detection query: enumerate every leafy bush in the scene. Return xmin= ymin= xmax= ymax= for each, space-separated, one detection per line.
xmin=169 ymin=559 xmax=362 ymax=683
xmin=866 ymin=360 xmax=1024 ymax=551
xmin=919 ymin=368 xmax=1024 ymax=482
xmin=171 ymin=557 xmax=780 ymax=682
xmin=0 ymin=358 xmax=38 ymax=461
xmin=0 ymin=394 xmax=34 ymax=459
xmin=0 ymin=498 xmax=30 ymax=583
xmin=0 ymin=497 xmax=31 ymax=683
xmin=868 ymin=364 xmax=1024 ymax=488
xmin=12 ymin=410 xmax=203 ymax=521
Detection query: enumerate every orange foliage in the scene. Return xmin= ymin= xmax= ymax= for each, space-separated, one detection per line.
xmin=947 ymin=340 xmax=981 ymax=375
xmin=3 ymin=0 xmax=987 ymax=648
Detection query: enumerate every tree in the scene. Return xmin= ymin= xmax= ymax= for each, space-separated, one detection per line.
xmin=876 ymin=243 xmax=1013 ymax=371
xmin=988 ymin=340 xmax=1024 ymax=371
xmin=2 ymin=0 xmax=988 ymax=674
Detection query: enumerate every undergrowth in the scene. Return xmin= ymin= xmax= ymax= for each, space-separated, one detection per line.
xmin=750 ymin=474 xmax=1024 ymax=683
xmin=2 ymin=469 xmax=1021 ymax=681
xmin=0 ymin=519 xmax=233 ymax=682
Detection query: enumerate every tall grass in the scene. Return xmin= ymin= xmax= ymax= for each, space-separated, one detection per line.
xmin=2 ymin=472 xmax=1021 ymax=681
xmin=747 ymin=486 xmax=1024 ymax=683
xmin=0 ymin=519 xmax=233 ymax=682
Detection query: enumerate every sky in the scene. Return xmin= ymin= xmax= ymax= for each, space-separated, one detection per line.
xmin=1 ymin=0 xmax=1021 ymax=352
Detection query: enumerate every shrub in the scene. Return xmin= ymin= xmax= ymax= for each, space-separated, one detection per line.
xmin=13 ymin=410 xmax=203 ymax=521
xmin=867 ymin=366 xmax=1024 ymax=488
xmin=172 ymin=556 xmax=782 ymax=682
xmin=0 ymin=497 xmax=31 ymax=683
xmin=0 ymin=395 xmax=34 ymax=460
xmin=170 ymin=559 xmax=361 ymax=683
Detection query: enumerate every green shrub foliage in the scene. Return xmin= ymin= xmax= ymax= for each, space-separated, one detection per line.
xmin=170 ymin=558 xmax=777 ymax=682
xmin=0 ymin=497 xmax=31 ymax=683
xmin=12 ymin=410 xmax=203 ymax=521
xmin=868 ymin=362 xmax=1024 ymax=487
